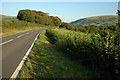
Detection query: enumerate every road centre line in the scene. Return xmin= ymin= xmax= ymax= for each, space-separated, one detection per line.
xmin=17 ymin=34 xmax=24 ymax=38
xmin=25 ymin=31 xmax=33 ymax=34
xmin=0 ymin=39 xmax=13 ymax=46
xmin=1 ymin=31 xmax=34 ymax=45
xmin=25 ymin=32 xmax=31 ymax=34
xmin=2 ymin=30 xmax=34 ymax=45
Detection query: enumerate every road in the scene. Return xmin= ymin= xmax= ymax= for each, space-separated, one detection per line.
xmin=1 ymin=29 xmax=45 ymax=78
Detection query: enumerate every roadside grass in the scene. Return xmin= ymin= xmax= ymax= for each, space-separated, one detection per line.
xmin=1 ymin=26 xmax=57 ymax=36
xmin=18 ymin=30 xmax=100 ymax=79
xmin=1 ymin=19 xmax=57 ymax=36
xmin=1 ymin=26 xmax=42 ymax=36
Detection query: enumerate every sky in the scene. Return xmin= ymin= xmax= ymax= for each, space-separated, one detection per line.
xmin=2 ymin=2 xmax=118 ymax=22
xmin=1 ymin=0 xmax=119 ymax=2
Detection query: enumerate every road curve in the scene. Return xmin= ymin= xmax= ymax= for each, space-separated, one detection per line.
xmin=1 ymin=29 xmax=45 ymax=78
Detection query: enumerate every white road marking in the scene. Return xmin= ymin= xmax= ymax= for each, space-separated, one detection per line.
xmin=1 ymin=31 xmax=33 ymax=45
xmin=1 ymin=30 xmax=31 ymax=39
xmin=25 ymin=31 xmax=33 ymax=34
xmin=26 ymin=32 xmax=31 ymax=34
xmin=17 ymin=34 xmax=24 ymax=38
xmin=10 ymin=31 xmax=41 ymax=78
xmin=0 ymin=39 xmax=13 ymax=45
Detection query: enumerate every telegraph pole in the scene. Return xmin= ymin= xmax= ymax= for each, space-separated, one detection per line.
xmin=118 ymin=1 xmax=120 ymax=26
xmin=118 ymin=10 xmax=120 ymax=27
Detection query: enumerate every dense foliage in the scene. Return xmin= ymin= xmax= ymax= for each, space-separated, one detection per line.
xmin=50 ymin=16 xmax=61 ymax=26
xmin=17 ymin=9 xmax=62 ymax=26
xmin=46 ymin=25 xmax=120 ymax=79
xmin=59 ymin=22 xmax=75 ymax=30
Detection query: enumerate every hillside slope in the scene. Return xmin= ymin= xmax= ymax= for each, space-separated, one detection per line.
xmin=0 ymin=15 xmax=17 ymax=20
xmin=70 ymin=15 xmax=118 ymax=26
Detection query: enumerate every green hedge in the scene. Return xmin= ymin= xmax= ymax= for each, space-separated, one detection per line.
xmin=46 ymin=29 xmax=120 ymax=79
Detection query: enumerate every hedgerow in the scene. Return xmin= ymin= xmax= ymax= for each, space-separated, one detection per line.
xmin=46 ymin=28 xmax=120 ymax=79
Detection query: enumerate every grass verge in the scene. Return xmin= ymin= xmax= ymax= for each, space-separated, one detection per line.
xmin=18 ymin=30 xmax=100 ymax=79
xmin=1 ymin=26 xmax=42 ymax=36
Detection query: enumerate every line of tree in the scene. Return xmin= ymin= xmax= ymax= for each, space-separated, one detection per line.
xmin=17 ymin=9 xmax=62 ymax=26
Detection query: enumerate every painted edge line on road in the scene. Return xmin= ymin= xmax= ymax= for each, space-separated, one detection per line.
xmin=10 ymin=30 xmax=42 ymax=79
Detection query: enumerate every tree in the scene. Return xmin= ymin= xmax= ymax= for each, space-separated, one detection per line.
xmin=17 ymin=9 xmax=35 ymax=23
xmin=50 ymin=16 xmax=62 ymax=26
xmin=17 ymin=9 xmax=61 ymax=26
xmin=59 ymin=22 xmax=74 ymax=30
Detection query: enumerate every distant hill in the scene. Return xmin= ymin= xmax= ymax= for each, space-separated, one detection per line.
xmin=70 ymin=15 xmax=118 ymax=26
xmin=0 ymin=15 xmax=17 ymax=20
